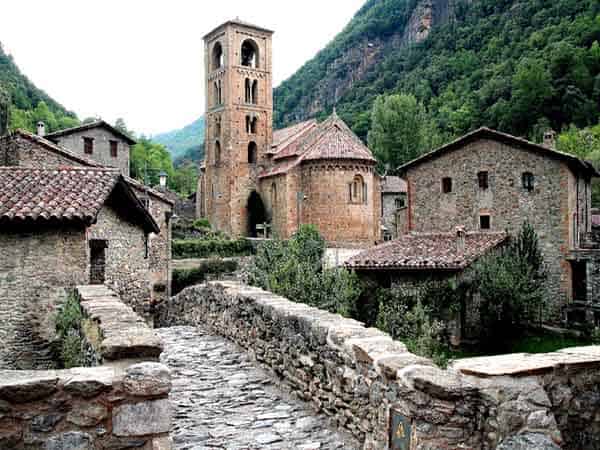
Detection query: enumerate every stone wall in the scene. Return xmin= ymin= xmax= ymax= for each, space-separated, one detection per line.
xmin=49 ymin=127 xmax=131 ymax=176
xmin=0 ymin=226 xmax=88 ymax=370
xmin=157 ymin=282 xmax=600 ymax=450
xmin=405 ymin=138 xmax=585 ymax=318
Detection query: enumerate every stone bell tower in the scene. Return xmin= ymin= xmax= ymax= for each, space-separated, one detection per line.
xmin=202 ymin=20 xmax=274 ymax=237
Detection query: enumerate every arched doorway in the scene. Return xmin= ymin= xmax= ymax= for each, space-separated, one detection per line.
xmin=247 ymin=191 xmax=266 ymax=237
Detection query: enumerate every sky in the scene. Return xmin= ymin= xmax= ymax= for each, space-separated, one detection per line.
xmin=0 ymin=0 xmax=365 ymax=135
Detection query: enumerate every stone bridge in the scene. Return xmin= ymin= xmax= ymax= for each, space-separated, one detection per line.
xmin=157 ymin=281 xmax=600 ymax=450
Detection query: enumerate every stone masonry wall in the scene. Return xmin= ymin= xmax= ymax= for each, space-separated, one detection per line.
xmin=0 ymin=285 xmax=170 ymax=450
xmin=50 ymin=127 xmax=131 ymax=176
xmin=157 ymin=282 xmax=600 ymax=450
xmin=406 ymin=139 xmax=577 ymax=319
xmin=0 ymin=226 xmax=88 ymax=370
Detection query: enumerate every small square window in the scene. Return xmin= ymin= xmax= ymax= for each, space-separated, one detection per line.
xmin=83 ymin=137 xmax=94 ymax=154
xmin=395 ymin=198 xmax=405 ymax=209
xmin=478 ymin=171 xmax=489 ymax=189
xmin=522 ymin=172 xmax=534 ymax=192
xmin=442 ymin=177 xmax=452 ymax=194
xmin=110 ymin=140 xmax=118 ymax=157
xmin=480 ymin=215 xmax=491 ymax=230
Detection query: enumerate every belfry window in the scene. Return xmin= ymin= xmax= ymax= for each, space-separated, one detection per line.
xmin=252 ymin=80 xmax=258 ymax=105
xmin=215 ymin=117 xmax=221 ymax=137
xmin=212 ymin=42 xmax=224 ymax=70
xmin=241 ymin=39 xmax=259 ymax=68
xmin=248 ymin=141 xmax=257 ymax=164
xmin=246 ymin=116 xmax=258 ymax=134
xmin=214 ymin=80 xmax=223 ymax=106
xmin=214 ymin=140 xmax=221 ymax=165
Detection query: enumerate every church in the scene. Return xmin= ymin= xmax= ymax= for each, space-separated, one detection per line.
xmin=196 ymin=20 xmax=381 ymax=246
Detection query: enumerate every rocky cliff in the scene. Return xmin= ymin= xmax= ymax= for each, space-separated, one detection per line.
xmin=274 ymin=0 xmax=456 ymax=128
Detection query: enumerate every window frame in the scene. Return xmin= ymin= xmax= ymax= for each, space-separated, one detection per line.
xmin=109 ymin=140 xmax=118 ymax=158
xmin=83 ymin=137 xmax=94 ymax=155
xmin=480 ymin=215 xmax=491 ymax=230
xmin=522 ymin=172 xmax=535 ymax=192
xmin=478 ymin=171 xmax=489 ymax=190
xmin=442 ymin=177 xmax=452 ymax=194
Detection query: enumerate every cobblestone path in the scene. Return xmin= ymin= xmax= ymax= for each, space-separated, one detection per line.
xmin=158 ymin=326 xmax=361 ymax=450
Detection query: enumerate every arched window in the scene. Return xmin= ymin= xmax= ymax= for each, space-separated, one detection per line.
xmin=212 ymin=42 xmax=224 ymax=70
xmin=251 ymin=80 xmax=258 ymax=105
xmin=245 ymin=78 xmax=252 ymax=104
xmin=241 ymin=39 xmax=259 ymax=68
xmin=271 ymin=182 xmax=277 ymax=206
xmin=214 ymin=140 xmax=221 ymax=165
xmin=349 ymin=175 xmax=367 ymax=204
xmin=246 ymin=115 xmax=258 ymax=134
xmin=248 ymin=141 xmax=257 ymax=164
xmin=214 ymin=117 xmax=221 ymax=137
xmin=214 ymin=80 xmax=222 ymax=106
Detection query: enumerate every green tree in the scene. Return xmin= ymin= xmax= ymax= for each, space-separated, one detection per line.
xmin=368 ymin=93 xmax=437 ymax=170
xmin=0 ymin=84 xmax=9 ymax=135
xmin=131 ymin=137 xmax=175 ymax=187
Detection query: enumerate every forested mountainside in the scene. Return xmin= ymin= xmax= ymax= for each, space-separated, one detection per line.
xmin=153 ymin=117 xmax=205 ymax=162
xmin=0 ymin=43 xmax=79 ymax=133
xmin=274 ymin=0 xmax=600 ymax=142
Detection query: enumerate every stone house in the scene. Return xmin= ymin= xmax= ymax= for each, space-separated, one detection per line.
xmin=0 ymin=129 xmax=174 ymax=306
xmin=42 ymin=120 xmax=136 ymax=175
xmin=197 ymin=20 xmax=381 ymax=246
xmin=349 ymin=127 xmax=600 ymax=325
xmin=0 ymin=167 xmax=159 ymax=369
xmin=380 ymin=175 xmax=407 ymax=240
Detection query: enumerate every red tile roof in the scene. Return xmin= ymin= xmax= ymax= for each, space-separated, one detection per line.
xmin=381 ymin=176 xmax=407 ymax=194
xmin=345 ymin=231 xmax=508 ymax=271
xmin=7 ymin=130 xmax=174 ymax=206
xmin=272 ymin=119 xmax=317 ymax=151
xmin=0 ymin=167 xmax=159 ymax=232
xmin=261 ymin=112 xmax=376 ymax=179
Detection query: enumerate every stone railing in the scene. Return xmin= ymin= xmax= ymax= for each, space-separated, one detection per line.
xmin=156 ymin=281 xmax=600 ymax=450
xmin=75 ymin=285 xmax=163 ymax=364
xmin=0 ymin=285 xmax=172 ymax=449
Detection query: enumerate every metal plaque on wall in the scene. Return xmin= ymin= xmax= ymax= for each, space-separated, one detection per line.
xmin=390 ymin=409 xmax=411 ymax=450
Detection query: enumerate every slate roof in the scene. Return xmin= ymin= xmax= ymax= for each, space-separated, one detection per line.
xmin=260 ymin=112 xmax=376 ymax=179
xmin=397 ymin=127 xmax=599 ymax=177
xmin=345 ymin=231 xmax=508 ymax=271
xmin=0 ymin=167 xmax=159 ymax=232
xmin=381 ymin=176 xmax=407 ymax=194
xmin=7 ymin=130 xmax=174 ymax=206
xmin=45 ymin=120 xmax=137 ymax=145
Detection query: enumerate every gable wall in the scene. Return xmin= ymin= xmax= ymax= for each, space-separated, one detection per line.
xmin=406 ymin=138 xmax=579 ymax=317
xmin=51 ymin=128 xmax=130 ymax=175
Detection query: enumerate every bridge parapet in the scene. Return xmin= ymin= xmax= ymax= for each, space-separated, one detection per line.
xmin=0 ymin=286 xmax=172 ymax=449
xmin=157 ymin=281 xmax=600 ymax=450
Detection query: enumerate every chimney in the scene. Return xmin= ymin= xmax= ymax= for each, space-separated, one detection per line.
xmin=456 ymin=226 xmax=466 ymax=256
xmin=36 ymin=121 xmax=46 ymax=137
xmin=543 ymin=129 xmax=556 ymax=149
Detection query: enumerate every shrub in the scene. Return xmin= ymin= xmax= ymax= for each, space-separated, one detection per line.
xmin=592 ymin=327 xmax=600 ymax=345
xmin=172 ymin=238 xmax=254 ymax=259
xmin=473 ymin=222 xmax=547 ymax=351
xmin=193 ymin=218 xmax=211 ymax=230
xmin=54 ymin=293 xmax=84 ymax=369
xmin=249 ymin=225 xmax=361 ymax=316
xmin=172 ymin=258 xmax=238 ymax=295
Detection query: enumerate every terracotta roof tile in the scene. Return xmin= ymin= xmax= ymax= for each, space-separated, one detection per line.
xmin=0 ymin=167 xmax=119 ymax=225
xmin=45 ymin=120 xmax=136 ymax=145
xmin=345 ymin=231 xmax=508 ymax=271
xmin=272 ymin=119 xmax=317 ymax=152
xmin=261 ymin=113 xmax=376 ymax=179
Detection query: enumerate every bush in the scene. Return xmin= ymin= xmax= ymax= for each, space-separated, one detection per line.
xmin=249 ymin=225 xmax=361 ymax=316
xmin=375 ymin=285 xmax=451 ymax=367
xmin=54 ymin=293 xmax=84 ymax=369
xmin=473 ymin=222 xmax=547 ymax=351
xmin=172 ymin=238 xmax=254 ymax=259
xmin=193 ymin=218 xmax=211 ymax=230
xmin=172 ymin=258 xmax=239 ymax=295
xmin=592 ymin=327 xmax=600 ymax=345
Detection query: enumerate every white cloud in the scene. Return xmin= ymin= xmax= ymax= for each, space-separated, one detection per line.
xmin=0 ymin=0 xmax=364 ymax=135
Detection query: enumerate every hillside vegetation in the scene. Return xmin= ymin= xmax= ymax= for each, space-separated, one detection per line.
xmin=153 ymin=117 xmax=205 ymax=163
xmin=0 ymin=43 xmax=79 ymax=133
xmin=274 ymin=0 xmax=600 ymax=143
